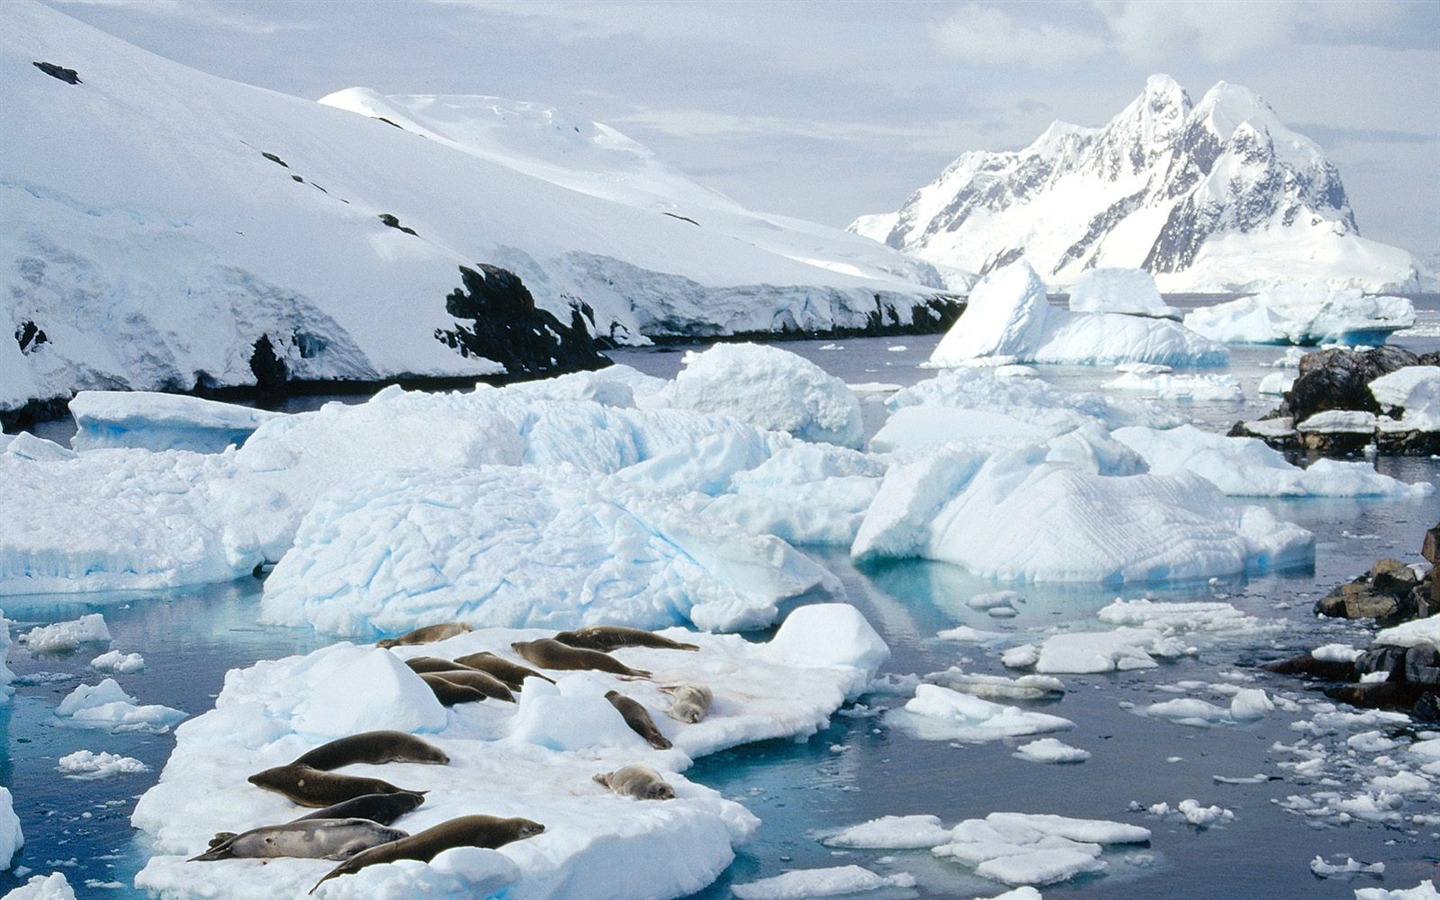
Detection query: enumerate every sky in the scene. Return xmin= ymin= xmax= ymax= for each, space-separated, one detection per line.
xmin=40 ymin=0 xmax=1440 ymax=264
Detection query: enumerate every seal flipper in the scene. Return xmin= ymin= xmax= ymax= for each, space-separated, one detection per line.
xmin=188 ymin=834 xmax=239 ymax=862
xmin=208 ymin=832 xmax=236 ymax=849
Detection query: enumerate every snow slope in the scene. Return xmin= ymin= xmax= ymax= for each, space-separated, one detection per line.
xmin=0 ymin=2 xmax=950 ymax=416
xmin=851 ymin=75 xmax=1427 ymax=293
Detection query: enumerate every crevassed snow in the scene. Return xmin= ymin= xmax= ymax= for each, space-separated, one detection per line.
xmin=131 ymin=604 xmax=886 ymax=900
xmin=927 ymin=262 xmax=1226 ymax=368
xmin=1183 ymin=285 xmax=1415 ymax=346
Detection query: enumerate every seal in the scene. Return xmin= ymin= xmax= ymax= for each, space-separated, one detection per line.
xmin=189 ymin=818 xmax=408 ymax=862
xmin=290 ymin=730 xmax=450 ymax=770
xmin=451 ymin=651 xmax=556 ymax=690
xmin=554 ymin=625 xmax=699 ymax=653
xmin=417 ymin=671 xmax=512 ymax=705
xmin=309 ymin=814 xmax=545 ymax=893
xmin=418 ymin=668 xmax=515 ymax=703
xmin=661 ymin=683 xmax=713 ymax=724
xmin=511 ymin=639 xmax=650 ymax=678
xmin=247 ymin=764 xmax=426 ymax=808
xmin=290 ymin=791 xmax=426 ymax=826
xmin=593 ymin=764 xmax=675 ymax=800
xmin=376 ymin=623 xmax=472 ymax=649
xmin=403 ymin=656 xmax=480 ymax=675
xmin=605 ymin=690 xmax=672 ymax=749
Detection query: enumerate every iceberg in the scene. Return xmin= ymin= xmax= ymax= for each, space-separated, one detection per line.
xmin=655 ymin=343 xmax=865 ymax=449
xmin=131 ymin=605 xmax=887 ymax=900
xmin=853 ymin=446 xmax=1314 ymax=583
xmin=1183 ymin=284 xmax=1415 ymax=346
xmin=928 ymin=262 xmax=1226 ymax=368
xmin=68 ymin=391 xmax=281 ymax=452
xmin=1068 ymin=268 xmax=1179 ymax=318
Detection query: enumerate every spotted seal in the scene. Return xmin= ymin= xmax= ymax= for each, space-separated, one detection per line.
xmin=661 ymin=683 xmax=713 ymax=724
xmin=190 ymin=818 xmax=408 ymax=862
xmin=592 ymin=764 xmax=675 ymax=800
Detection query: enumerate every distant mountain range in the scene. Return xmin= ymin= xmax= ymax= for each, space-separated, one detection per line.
xmin=851 ymin=75 xmax=1429 ymax=294
xmin=0 ymin=2 xmax=954 ymax=421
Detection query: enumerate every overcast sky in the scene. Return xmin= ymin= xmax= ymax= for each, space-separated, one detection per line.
xmin=42 ymin=0 xmax=1440 ymax=263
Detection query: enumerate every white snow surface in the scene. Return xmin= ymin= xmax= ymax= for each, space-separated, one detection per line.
xmin=1183 ymin=285 xmax=1416 ymax=346
xmin=731 ymin=866 xmax=915 ymax=900
xmin=132 ymin=604 xmax=886 ymax=900
xmin=933 ymin=812 xmax=1150 ymax=887
xmin=0 ymin=2 xmax=947 ymax=414
xmin=927 ymin=262 xmax=1226 ymax=368
xmin=1100 ymin=373 xmax=1242 ymax=402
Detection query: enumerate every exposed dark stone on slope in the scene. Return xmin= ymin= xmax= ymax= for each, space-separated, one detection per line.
xmin=1259 ymin=653 xmax=1356 ymax=681
xmin=435 ymin=264 xmax=610 ymax=377
xmin=377 ymin=213 xmax=418 ymax=236
xmin=1280 ymin=346 xmax=1419 ymax=424
xmin=15 ymin=321 xmax=47 ymax=354
xmin=33 ymin=61 xmax=80 ymax=84
xmin=249 ymin=334 xmax=289 ymax=393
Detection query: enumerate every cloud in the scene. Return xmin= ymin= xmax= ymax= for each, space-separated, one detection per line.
xmin=931 ymin=4 xmax=1107 ymax=68
xmin=49 ymin=0 xmax=314 ymax=34
xmin=1096 ymin=0 xmax=1410 ymax=64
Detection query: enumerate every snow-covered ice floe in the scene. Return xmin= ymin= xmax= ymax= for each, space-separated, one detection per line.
xmin=1182 ymin=284 xmax=1415 ymax=346
xmin=824 ymin=811 xmax=1150 ymax=889
xmin=0 ymin=873 xmax=74 ymax=900
xmin=1100 ymin=372 xmax=1243 ymax=403
xmin=55 ymin=678 xmax=186 ymax=734
xmin=927 ymin=261 xmax=1227 ymax=368
xmin=887 ymin=683 xmax=1075 ymax=742
xmin=131 ymin=604 xmax=887 ymax=899
xmin=68 ymin=390 xmax=282 ymax=453
xmin=731 ymin=865 xmax=916 ymax=899
xmin=19 ymin=613 xmax=112 ymax=653
xmin=56 ymin=749 xmax=149 ymax=779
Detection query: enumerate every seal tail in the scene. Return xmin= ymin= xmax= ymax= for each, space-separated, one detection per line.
xmin=187 ymin=846 xmax=233 ymax=862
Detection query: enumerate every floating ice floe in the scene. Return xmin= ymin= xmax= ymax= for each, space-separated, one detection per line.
xmin=1356 ymin=881 xmax=1440 ymax=900
xmin=1067 ymin=268 xmax=1179 ymax=319
xmin=90 ymin=650 xmax=145 ymax=674
xmin=19 ymin=614 xmax=111 ymax=653
xmin=656 ymin=343 xmax=864 ymax=449
xmin=1114 ymin=424 xmax=1432 ymax=497
xmin=928 ymin=261 xmax=1226 ymax=368
xmin=922 ymin=669 xmax=1065 ymax=702
xmin=1014 ymin=738 xmax=1090 ymax=764
xmin=1142 ymin=800 xmax=1234 ymax=827
xmin=1182 ymin=284 xmax=1415 ymax=346
xmin=1141 ymin=690 xmax=1273 ymax=727
xmin=1257 ymin=371 xmax=1295 ymax=395
xmin=0 ymin=873 xmax=76 ymax=900
xmin=1101 ymin=372 xmax=1243 ymax=402
xmin=888 ymin=683 xmax=1074 ymax=742
xmin=55 ymin=678 xmax=186 ymax=734
xmin=56 ymin=749 xmax=149 ymax=779
xmin=731 ymin=865 xmax=916 ymax=899
xmin=132 ymin=604 xmax=886 ymax=900
xmin=1095 ymin=598 xmax=1279 ymax=638
xmin=0 ymin=787 xmax=20 ymax=869
xmin=68 ymin=390 xmax=282 ymax=453
xmin=1309 ymin=855 xmax=1385 ymax=878
xmin=819 ymin=814 xmax=954 ymax=849
xmin=259 ymin=465 xmax=841 ymax=637
xmin=1005 ymin=628 xmax=1193 ymax=675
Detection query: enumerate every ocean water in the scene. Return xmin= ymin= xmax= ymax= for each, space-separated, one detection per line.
xmin=3 ymin=299 xmax=1440 ymax=898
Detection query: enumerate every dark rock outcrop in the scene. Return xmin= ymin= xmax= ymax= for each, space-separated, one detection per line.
xmin=33 ymin=61 xmax=81 ymax=84
xmin=1314 ymin=557 xmax=1431 ymax=627
xmin=435 ymin=264 xmax=610 ymax=378
xmin=1279 ymin=346 xmax=1419 ymax=424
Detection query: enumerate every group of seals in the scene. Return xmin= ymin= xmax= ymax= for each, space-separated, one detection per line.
xmin=309 ymin=815 xmax=545 ymax=893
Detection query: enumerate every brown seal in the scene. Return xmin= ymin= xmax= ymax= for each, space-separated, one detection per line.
xmin=376 ymin=623 xmax=472 ymax=649
xmin=661 ymin=684 xmax=713 ymax=724
xmin=420 ymin=669 xmax=515 ymax=703
xmin=402 ymin=656 xmax=479 ymax=675
xmin=511 ymin=639 xmax=650 ymax=678
xmin=309 ymin=814 xmax=545 ymax=893
xmin=605 ymin=690 xmax=672 ymax=749
xmin=451 ymin=651 xmax=556 ymax=690
xmin=418 ymin=673 xmax=491 ymax=706
xmin=290 ymin=730 xmax=450 ymax=770
xmin=189 ymin=817 xmax=408 ymax=862
xmin=290 ymin=791 xmax=426 ymax=826
xmin=247 ymin=764 xmax=426 ymax=808
xmin=554 ymin=625 xmax=699 ymax=653
xmin=593 ymin=763 xmax=675 ymax=800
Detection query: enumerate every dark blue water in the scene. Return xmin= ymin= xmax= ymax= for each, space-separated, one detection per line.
xmin=4 ymin=300 xmax=1440 ymax=897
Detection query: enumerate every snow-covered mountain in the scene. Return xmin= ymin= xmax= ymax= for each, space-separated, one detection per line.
xmin=0 ymin=2 xmax=953 ymax=420
xmin=851 ymin=75 xmax=1427 ymax=294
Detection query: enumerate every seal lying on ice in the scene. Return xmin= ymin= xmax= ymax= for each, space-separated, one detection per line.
xmin=309 ymin=814 xmax=545 ymax=893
